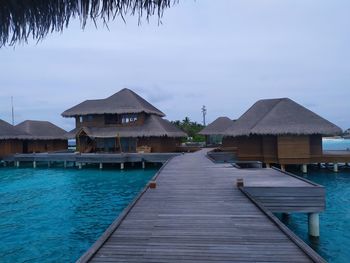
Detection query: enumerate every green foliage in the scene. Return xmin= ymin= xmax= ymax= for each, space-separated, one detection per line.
xmin=172 ymin=117 xmax=205 ymax=142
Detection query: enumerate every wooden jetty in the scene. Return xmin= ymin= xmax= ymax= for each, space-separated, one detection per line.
xmin=2 ymin=152 xmax=181 ymax=169
xmin=77 ymin=149 xmax=325 ymax=262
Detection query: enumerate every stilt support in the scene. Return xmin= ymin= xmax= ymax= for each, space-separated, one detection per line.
xmin=301 ymin=164 xmax=307 ymax=174
xmin=16 ymin=161 xmax=20 ymax=168
xmin=142 ymin=161 xmax=146 ymax=169
xmin=33 ymin=161 xmax=37 ymax=168
xmin=3 ymin=161 xmax=7 ymax=167
xmin=333 ymin=163 xmax=338 ymax=173
xmin=78 ymin=163 xmax=82 ymax=169
xmin=266 ymin=163 xmax=271 ymax=168
xmin=308 ymin=213 xmax=320 ymax=238
xmin=48 ymin=161 xmax=51 ymax=168
xmin=281 ymin=164 xmax=286 ymax=171
xmin=121 ymin=163 xmax=124 ymax=170
xmin=99 ymin=163 xmax=103 ymax=170
xmin=64 ymin=161 xmax=67 ymax=168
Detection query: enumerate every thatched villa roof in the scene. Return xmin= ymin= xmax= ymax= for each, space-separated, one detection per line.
xmin=224 ymin=98 xmax=342 ymax=136
xmin=16 ymin=120 xmax=68 ymax=140
xmin=76 ymin=115 xmax=186 ymax=138
xmin=1 ymin=0 xmax=175 ymax=46
xmin=0 ymin=119 xmax=28 ymax=139
xmin=199 ymin=117 xmax=235 ymax=136
xmin=62 ymin=88 xmax=165 ymax=117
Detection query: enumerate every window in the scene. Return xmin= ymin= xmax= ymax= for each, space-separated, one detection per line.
xmin=121 ymin=114 xmax=138 ymax=124
xmin=83 ymin=115 xmax=94 ymax=122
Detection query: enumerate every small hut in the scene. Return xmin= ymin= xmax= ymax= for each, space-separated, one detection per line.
xmin=198 ymin=117 xmax=235 ymax=146
xmin=223 ymin=98 xmax=342 ymax=165
xmin=0 ymin=119 xmax=25 ymax=157
xmin=15 ymin=120 xmax=68 ymax=153
xmin=62 ymin=88 xmax=186 ymax=153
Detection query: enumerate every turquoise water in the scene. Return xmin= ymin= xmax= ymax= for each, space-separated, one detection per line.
xmin=0 ymin=167 xmax=157 ymax=263
xmin=282 ymin=139 xmax=350 ymax=263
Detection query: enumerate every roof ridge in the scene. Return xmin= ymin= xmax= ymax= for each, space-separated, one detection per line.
xmin=248 ymin=98 xmax=284 ymax=132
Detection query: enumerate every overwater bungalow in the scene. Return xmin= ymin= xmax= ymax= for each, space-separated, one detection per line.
xmin=0 ymin=119 xmax=67 ymax=157
xmin=0 ymin=119 xmax=26 ymax=157
xmin=222 ymin=98 xmax=343 ymax=167
xmin=198 ymin=117 xmax=235 ymax=146
xmin=15 ymin=120 xmax=68 ymax=153
xmin=62 ymin=88 xmax=186 ymax=153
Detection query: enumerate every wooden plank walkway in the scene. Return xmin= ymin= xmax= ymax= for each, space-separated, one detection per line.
xmin=79 ymin=149 xmax=325 ymax=263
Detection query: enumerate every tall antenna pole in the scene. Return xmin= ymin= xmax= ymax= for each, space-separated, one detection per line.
xmin=201 ymin=105 xmax=207 ymax=126
xmin=11 ymin=96 xmax=14 ymax=125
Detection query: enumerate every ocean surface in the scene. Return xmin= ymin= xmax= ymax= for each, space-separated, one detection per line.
xmin=0 ymin=166 xmax=157 ymax=262
xmin=283 ymin=139 xmax=350 ymax=263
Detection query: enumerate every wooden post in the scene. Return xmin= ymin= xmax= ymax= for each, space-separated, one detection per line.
xmin=308 ymin=213 xmax=320 ymax=237
xmin=301 ymin=164 xmax=307 ymax=174
xmin=236 ymin=178 xmax=244 ymax=187
xmin=149 ymin=181 xmax=157 ymax=189
xmin=99 ymin=163 xmax=103 ymax=170
xmin=333 ymin=163 xmax=338 ymax=173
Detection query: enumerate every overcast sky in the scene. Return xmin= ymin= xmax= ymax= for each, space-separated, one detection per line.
xmin=0 ymin=0 xmax=349 ymax=131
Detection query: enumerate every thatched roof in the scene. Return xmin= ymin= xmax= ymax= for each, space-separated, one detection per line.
xmin=0 ymin=119 xmax=28 ymax=139
xmin=224 ymin=98 xmax=342 ymax=136
xmin=1 ymin=0 xmax=175 ymax=46
xmin=62 ymin=88 xmax=165 ymax=117
xmin=198 ymin=117 xmax=235 ymax=135
xmin=76 ymin=115 xmax=186 ymax=138
xmin=16 ymin=120 xmax=68 ymax=140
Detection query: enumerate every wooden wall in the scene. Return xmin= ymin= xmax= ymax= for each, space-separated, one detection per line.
xmin=138 ymin=137 xmax=181 ymax=153
xmin=0 ymin=139 xmax=23 ymax=157
xmin=262 ymin=136 xmax=278 ymax=163
xmin=223 ymin=134 xmax=324 ymax=164
xmin=24 ymin=140 xmax=68 ymax=153
xmin=236 ymin=136 xmax=263 ymax=161
xmin=222 ymin=136 xmax=238 ymax=148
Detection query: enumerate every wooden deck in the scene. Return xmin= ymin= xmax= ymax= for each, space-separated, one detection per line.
xmin=2 ymin=152 xmax=180 ymax=165
xmin=78 ymin=149 xmax=325 ymax=262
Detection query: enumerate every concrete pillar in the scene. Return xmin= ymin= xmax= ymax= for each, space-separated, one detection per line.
xmin=333 ymin=163 xmax=338 ymax=173
xmin=48 ymin=161 xmax=51 ymax=168
xmin=131 ymin=162 xmax=135 ymax=167
xmin=78 ymin=163 xmax=82 ymax=169
xmin=266 ymin=163 xmax=271 ymax=168
xmin=120 ymin=163 xmax=124 ymax=170
xmin=64 ymin=161 xmax=67 ymax=168
xmin=142 ymin=161 xmax=146 ymax=169
xmin=281 ymin=164 xmax=286 ymax=171
xmin=33 ymin=161 xmax=37 ymax=168
xmin=301 ymin=164 xmax=307 ymax=174
xmin=3 ymin=161 xmax=7 ymax=167
xmin=99 ymin=163 xmax=103 ymax=170
xmin=16 ymin=161 xmax=20 ymax=168
xmin=308 ymin=213 xmax=320 ymax=237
